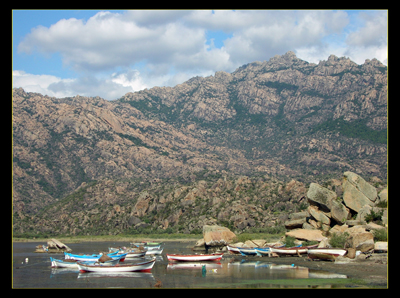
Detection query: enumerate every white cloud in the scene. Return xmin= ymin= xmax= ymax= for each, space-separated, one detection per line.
xmin=344 ymin=11 xmax=387 ymax=65
xmin=13 ymin=70 xmax=145 ymax=100
xmin=12 ymin=70 xmax=75 ymax=98
xmin=15 ymin=10 xmax=387 ymax=99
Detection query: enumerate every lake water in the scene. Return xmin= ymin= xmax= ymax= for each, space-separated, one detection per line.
xmin=12 ymin=241 xmax=349 ymax=289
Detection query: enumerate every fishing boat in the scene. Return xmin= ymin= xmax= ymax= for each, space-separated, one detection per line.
xmin=227 ymin=245 xmax=241 ymax=254
xmin=50 ymin=257 xmax=80 ymax=268
xmin=254 ymin=244 xmax=286 ymax=257
xmin=145 ymin=245 xmax=162 ymax=250
xmin=124 ymin=250 xmax=147 ymax=258
xmin=237 ymin=247 xmax=257 ymax=256
xmin=145 ymin=248 xmax=163 ymax=255
xmin=166 ymin=253 xmax=223 ymax=262
xmin=108 ymin=247 xmax=147 ymax=258
xmin=270 ymin=244 xmax=318 ymax=256
xmin=64 ymin=251 xmax=127 ymax=262
xmin=307 ymin=248 xmax=347 ymax=261
xmin=77 ymin=258 xmax=156 ymax=273
xmin=131 ymin=242 xmax=162 ymax=247
xmin=51 ymin=257 xmax=120 ymax=268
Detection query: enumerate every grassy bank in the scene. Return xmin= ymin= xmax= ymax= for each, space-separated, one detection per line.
xmin=12 ymin=232 xmax=284 ymax=244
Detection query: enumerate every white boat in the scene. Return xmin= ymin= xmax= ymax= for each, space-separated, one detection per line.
xmin=227 ymin=245 xmax=241 ymax=254
xmin=77 ymin=258 xmax=156 ymax=273
xmin=64 ymin=251 xmax=127 ymax=262
xmin=145 ymin=248 xmax=163 ymax=255
xmin=109 ymin=248 xmax=147 ymax=258
xmin=50 ymin=257 xmax=79 ymax=268
xmin=237 ymin=247 xmax=257 ymax=256
xmin=166 ymin=253 xmax=223 ymax=262
xmin=51 ymin=257 xmax=120 ymax=268
xmin=124 ymin=250 xmax=147 ymax=258
xmin=270 ymin=244 xmax=318 ymax=256
xmin=307 ymin=248 xmax=347 ymax=260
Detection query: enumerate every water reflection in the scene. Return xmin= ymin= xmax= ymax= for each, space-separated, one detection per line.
xmin=13 ymin=241 xmax=349 ymax=288
xmin=77 ymin=272 xmax=155 ymax=280
xmin=166 ymin=257 xmax=345 ymax=281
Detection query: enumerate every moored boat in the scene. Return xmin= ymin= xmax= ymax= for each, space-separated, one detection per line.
xmin=77 ymin=258 xmax=156 ymax=273
xmin=307 ymin=248 xmax=347 ymax=261
xmin=227 ymin=245 xmax=241 ymax=254
xmin=145 ymin=248 xmax=163 ymax=255
xmin=51 ymin=257 xmax=120 ymax=268
xmin=254 ymin=244 xmax=286 ymax=257
xmin=50 ymin=257 xmax=79 ymax=268
xmin=64 ymin=252 xmax=127 ymax=262
xmin=124 ymin=250 xmax=147 ymax=258
xmin=167 ymin=253 xmax=223 ymax=262
xmin=270 ymin=244 xmax=318 ymax=256
xmin=237 ymin=247 xmax=257 ymax=256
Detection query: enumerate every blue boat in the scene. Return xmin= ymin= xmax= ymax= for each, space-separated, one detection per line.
xmin=237 ymin=247 xmax=257 ymax=256
xmin=64 ymin=251 xmax=127 ymax=262
xmin=51 ymin=257 xmax=120 ymax=268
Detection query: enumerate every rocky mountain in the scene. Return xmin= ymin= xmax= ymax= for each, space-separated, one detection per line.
xmin=12 ymin=52 xmax=387 ymax=237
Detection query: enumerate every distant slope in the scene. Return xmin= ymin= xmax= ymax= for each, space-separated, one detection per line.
xmin=13 ymin=52 xmax=387 ymax=236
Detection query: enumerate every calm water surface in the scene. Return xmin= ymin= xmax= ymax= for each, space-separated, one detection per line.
xmin=12 ymin=241 xmax=348 ymax=288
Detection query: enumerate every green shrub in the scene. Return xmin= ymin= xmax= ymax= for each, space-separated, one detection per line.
xmin=329 ymin=232 xmax=349 ymax=248
xmin=365 ymin=209 xmax=384 ymax=224
xmin=372 ymin=228 xmax=387 ymax=242
xmin=375 ymin=200 xmax=387 ymax=208
xmin=233 ymin=233 xmax=253 ymax=243
xmin=283 ymin=236 xmax=296 ymax=247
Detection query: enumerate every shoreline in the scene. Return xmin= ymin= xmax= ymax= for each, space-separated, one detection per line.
xmin=12 ymin=236 xmax=200 ymax=243
xmin=13 ymin=237 xmax=387 ymax=288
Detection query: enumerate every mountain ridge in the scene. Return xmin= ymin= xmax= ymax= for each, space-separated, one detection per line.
xmin=12 ymin=51 xmax=387 ymax=236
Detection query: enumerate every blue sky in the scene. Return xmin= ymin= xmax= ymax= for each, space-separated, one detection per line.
xmin=12 ymin=9 xmax=388 ymax=100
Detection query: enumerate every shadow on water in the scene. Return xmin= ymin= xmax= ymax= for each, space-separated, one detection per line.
xmin=13 ymin=241 xmax=360 ymax=289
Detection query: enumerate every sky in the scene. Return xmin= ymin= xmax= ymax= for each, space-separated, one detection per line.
xmin=12 ymin=9 xmax=388 ymax=100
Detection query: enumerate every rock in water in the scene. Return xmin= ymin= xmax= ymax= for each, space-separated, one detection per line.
xmin=203 ymin=225 xmax=236 ymax=246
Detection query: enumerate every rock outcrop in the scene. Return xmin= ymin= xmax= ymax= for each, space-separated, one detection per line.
xmin=203 ymin=225 xmax=236 ymax=246
xmin=285 ymin=171 xmax=387 ymax=252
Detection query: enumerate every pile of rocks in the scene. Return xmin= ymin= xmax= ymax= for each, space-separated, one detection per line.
xmin=284 ymin=171 xmax=387 ymax=253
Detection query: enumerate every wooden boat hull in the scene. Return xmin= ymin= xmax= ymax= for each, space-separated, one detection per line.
xmin=270 ymin=245 xmax=318 ymax=255
xmin=64 ymin=252 xmax=127 ymax=262
xmin=124 ymin=251 xmax=147 ymax=258
xmin=227 ymin=245 xmax=241 ymax=254
xmin=51 ymin=257 xmax=78 ymax=268
xmin=237 ymin=247 xmax=257 ymax=256
xmin=167 ymin=253 xmax=223 ymax=262
xmin=51 ymin=257 xmax=120 ymax=268
xmin=77 ymin=258 xmax=156 ymax=273
xmin=145 ymin=248 xmax=163 ymax=255
xmin=307 ymin=248 xmax=347 ymax=260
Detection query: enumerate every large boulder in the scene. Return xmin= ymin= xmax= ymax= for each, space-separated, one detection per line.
xmin=342 ymin=180 xmax=374 ymax=212
xmin=203 ymin=225 xmax=236 ymax=246
xmin=330 ymin=198 xmax=351 ymax=224
xmin=342 ymin=172 xmax=377 ymax=213
xmin=284 ymin=210 xmax=309 ymax=229
xmin=285 ymin=228 xmax=328 ymax=242
xmin=347 ymin=231 xmax=375 ymax=252
xmin=244 ymin=239 xmax=267 ymax=247
xmin=308 ymin=206 xmax=330 ymax=226
xmin=343 ymin=172 xmax=377 ymax=202
xmin=307 ymin=183 xmax=337 ymax=211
